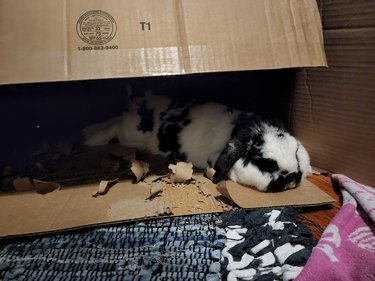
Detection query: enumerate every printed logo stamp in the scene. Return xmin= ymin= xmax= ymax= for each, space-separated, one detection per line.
xmin=76 ymin=10 xmax=117 ymax=45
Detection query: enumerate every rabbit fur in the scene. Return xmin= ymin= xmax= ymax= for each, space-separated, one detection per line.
xmin=83 ymin=92 xmax=312 ymax=192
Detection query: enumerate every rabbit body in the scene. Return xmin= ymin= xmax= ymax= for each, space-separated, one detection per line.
xmin=83 ymin=93 xmax=311 ymax=192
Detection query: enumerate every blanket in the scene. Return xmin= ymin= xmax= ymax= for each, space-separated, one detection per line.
xmin=218 ymin=208 xmax=316 ymax=281
xmin=296 ymin=174 xmax=375 ymax=281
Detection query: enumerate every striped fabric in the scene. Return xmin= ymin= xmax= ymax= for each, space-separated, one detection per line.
xmin=1 ymin=209 xmax=315 ymax=281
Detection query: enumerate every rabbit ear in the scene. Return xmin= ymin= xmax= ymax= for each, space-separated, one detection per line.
xmin=213 ymin=140 xmax=242 ymax=183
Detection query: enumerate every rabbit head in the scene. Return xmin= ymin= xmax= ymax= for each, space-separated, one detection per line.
xmin=213 ymin=118 xmax=312 ymax=192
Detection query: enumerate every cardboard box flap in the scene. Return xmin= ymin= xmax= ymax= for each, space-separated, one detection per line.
xmin=217 ymin=180 xmax=335 ymax=209
xmin=0 ymin=0 xmax=327 ymax=84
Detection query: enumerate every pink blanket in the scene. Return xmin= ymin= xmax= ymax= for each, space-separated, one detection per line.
xmin=296 ymin=174 xmax=375 ymax=281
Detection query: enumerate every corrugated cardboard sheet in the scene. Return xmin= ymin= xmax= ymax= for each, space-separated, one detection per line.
xmin=0 ymin=175 xmax=334 ymax=238
xmin=0 ymin=0 xmax=334 ymax=238
xmin=0 ymin=0 xmax=326 ymax=84
xmin=291 ymin=0 xmax=375 ymax=186
xmin=0 ymin=144 xmax=335 ymax=238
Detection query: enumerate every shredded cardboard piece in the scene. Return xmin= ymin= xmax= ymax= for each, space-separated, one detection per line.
xmin=204 ymin=167 xmax=216 ymax=181
xmin=150 ymin=173 xmax=235 ymax=214
xmin=13 ymin=177 xmax=60 ymax=194
xmin=155 ymin=203 xmax=173 ymax=216
xmin=142 ymin=174 xmax=169 ymax=184
xmin=146 ymin=182 xmax=164 ymax=200
xmin=130 ymin=160 xmax=150 ymax=183
xmin=168 ymin=162 xmax=193 ymax=183
xmin=33 ymin=180 xmax=61 ymax=195
xmin=92 ymin=178 xmax=119 ymax=197
xmin=196 ymin=181 xmax=213 ymax=197
xmin=196 ymin=180 xmax=226 ymax=210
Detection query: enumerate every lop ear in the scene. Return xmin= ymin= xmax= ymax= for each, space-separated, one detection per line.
xmin=213 ymin=140 xmax=242 ymax=183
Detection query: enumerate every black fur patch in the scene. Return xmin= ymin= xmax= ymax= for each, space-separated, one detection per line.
xmin=268 ymin=171 xmax=302 ymax=193
xmin=250 ymin=157 xmax=279 ymax=174
xmin=157 ymin=101 xmax=193 ymax=162
xmin=238 ymin=122 xmax=280 ymax=174
xmin=137 ymin=100 xmax=154 ymax=133
xmin=213 ymin=140 xmax=243 ymax=183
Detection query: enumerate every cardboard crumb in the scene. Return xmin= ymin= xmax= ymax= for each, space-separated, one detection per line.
xmin=197 ymin=182 xmax=213 ymax=197
xmin=155 ymin=204 xmax=173 ymax=216
xmin=204 ymin=167 xmax=216 ymax=181
xmin=92 ymin=178 xmax=119 ymax=197
xmin=130 ymin=160 xmax=150 ymax=183
xmin=142 ymin=174 xmax=167 ymax=184
xmin=146 ymin=182 xmax=164 ymax=200
xmin=13 ymin=177 xmax=60 ymax=194
xmin=209 ymin=195 xmax=221 ymax=208
xmin=154 ymin=201 xmax=173 ymax=216
xmin=168 ymin=162 xmax=193 ymax=183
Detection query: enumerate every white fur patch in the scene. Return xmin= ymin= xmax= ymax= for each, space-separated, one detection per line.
xmin=229 ymin=159 xmax=272 ymax=192
xmin=116 ymin=95 xmax=170 ymax=155
xmin=179 ymin=103 xmax=238 ymax=168
xmin=296 ymin=142 xmax=312 ymax=178
xmin=262 ymin=125 xmax=299 ymax=172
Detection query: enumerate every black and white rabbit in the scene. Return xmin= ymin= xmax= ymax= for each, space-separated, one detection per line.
xmin=83 ymin=92 xmax=312 ymax=192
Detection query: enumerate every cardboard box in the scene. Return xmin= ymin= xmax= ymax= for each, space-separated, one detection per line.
xmin=0 ymin=0 xmax=326 ymax=84
xmin=2 ymin=0 xmax=373 ymax=238
xmin=291 ymin=0 xmax=375 ymax=186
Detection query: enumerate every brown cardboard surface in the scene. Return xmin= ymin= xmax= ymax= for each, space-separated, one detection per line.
xmin=0 ymin=174 xmax=226 ymax=238
xmin=0 ymin=173 xmax=334 ymax=238
xmin=217 ymin=180 xmax=335 ymax=209
xmin=291 ymin=1 xmax=375 ymax=186
xmin=317 ymin=0 xmax=375 ymax=29
xmin=0 ymin=0 xmax=326 ymax=84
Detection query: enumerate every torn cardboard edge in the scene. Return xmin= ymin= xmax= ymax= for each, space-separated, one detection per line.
xmin=204 ymin=167 xmax=216 ymax=182
xmin=168 ymin=162 xmax=193 ymax=183
xmin=92 ymin=178 xmax=119 ymax=197
xmin=13 ymin=177 xmax=61 ymax=194
xmin=146 ymin=182 xmax=164 ymax=200
xmin=130 ymin=159 xmax=150 ymax=183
